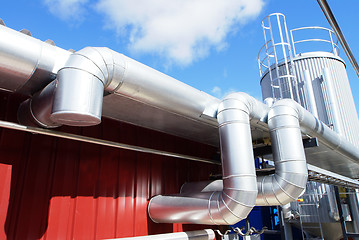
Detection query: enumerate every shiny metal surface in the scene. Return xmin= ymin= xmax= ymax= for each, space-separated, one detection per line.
xmin=303 ymin=69 xmax=318 ymax=118
xmin=51 ymin=48 xmax=111 ymax=126
xmin=258 ymin=13 xmax=299 ymax=102
xmin=281 ymin=99 xmax=359 ymax=167
xmin=262 ymin=52 xmax=359 ymax=148
xmin=110 ymin=229 xmax=215 ymax=240
xmin=148 ymin=93 xmax=264 ymax=225
xmin=290 ymin=26 xmax=339 ymax=56
xmin=50 ymin=46 xmax=219 ymax=128
xmin=256 ymin=100 xmax=308 ymax=205
xmin=322 ymin=67 xmax=343 ymax=135
xmin=0 ymin=25 xmax=70 ymax=95
xmin=18 ymin=81 xmax=61 ymax=128
xmin=183 ymin=99 xmax=308 ymax=206
xmin=102 ymin=93 xmax=221 ymax=146
xmin=317 ymin=0 xmax=359 ymax=78
xmin=307 ymin=164 xmax=359 ymax=189
xmin=178 ymin=98 xmax=359 ymax=208
xmin=294 ymin=53 xmax=359 ymax=147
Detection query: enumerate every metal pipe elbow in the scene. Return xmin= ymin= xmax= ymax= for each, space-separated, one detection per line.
xmin=256 ymin=99 xmax=308 ymax=206
xmin=148 ymin=92 xmax=259 ymax=225
xmin=50 ymin=47 xmax=125 ymax=126
xmin=17 ymin=81 xmax=61 ymax=128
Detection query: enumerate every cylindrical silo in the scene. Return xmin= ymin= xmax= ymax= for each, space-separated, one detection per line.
xmin=258 ymin=19 xmax=359 ymax=148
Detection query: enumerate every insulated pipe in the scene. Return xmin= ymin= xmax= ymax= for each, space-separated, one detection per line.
xmin=17 ymin=80 xmax=61 ymax=128
xmin=148 ymin=93 xmax=266 ymax=225
xmin=107 ymin=229 xmax=215 ymax=240
xmin=256 ymin=100 xmax=308 ymax=205
xmin=322 ymin=67 xmax=343 ymax=135
xmin=51 ymin=47 xmax=115 ymax=126
xmin=296 ymin=102 xmax=359 ymax=162
xmin=259 ymin=99 xmax=359 ymax=204
xmin=303 ymin=69 xmax=318 ymax=118
xmin=181 ymin=97 xmax=307 ymax=206
xmin=182 ymin=98 xmax=359 ymax=206
xmin=50 ymin=47 xmax=219 ymax=126
xmin=0 ymin=24 xmax=71 ymax=95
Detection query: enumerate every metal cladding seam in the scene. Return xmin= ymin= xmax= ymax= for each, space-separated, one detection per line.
xmin=51 ymin=47 xmax=118 ymax=126
xmin=0 ymin=24 xmax=71 ymax=95
xmin=181 ymin=97 xmax=308 ymax=206
xmin=182 ymin=98 xmax=359 ymax=205
xmin=17 ymin=81 xmax=61 ymax=128
xmin=20 ymin=46 xmax=219 ymax=128
xmin=256 ymin=99 xmax=308 ymax=205
xmin=147 ymin=92 xmax=266 ymax=225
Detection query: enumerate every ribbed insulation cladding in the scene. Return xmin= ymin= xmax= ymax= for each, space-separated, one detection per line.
xmin=260 ymin=52 xmax=359 ymax=148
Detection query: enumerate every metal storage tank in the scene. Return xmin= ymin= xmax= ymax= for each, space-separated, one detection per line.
xmin=258 ymin=13 xmax=359 ymax=240
xmin=258 ymin=13 xmax=359 ymax=148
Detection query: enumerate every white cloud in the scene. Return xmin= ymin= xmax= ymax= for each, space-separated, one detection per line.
xmin=211 ymin=86 xmax=222 ymax=98
xmin=44 ymin=0 xmax=89 ymax=22
xmin=96 ymin=0 xmax=265 ymax=66
xmin=44 ymin=0 xmax=264 ymax=65
xmin=211 ymin=86 xmax=238 ymax=99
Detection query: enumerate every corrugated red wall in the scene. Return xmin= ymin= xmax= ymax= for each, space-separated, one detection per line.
xmin=0 ymin=91 xmax=220 ymax=240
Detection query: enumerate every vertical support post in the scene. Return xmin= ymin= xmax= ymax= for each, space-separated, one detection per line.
xmin=279 ymin=206 xmax=293 ymax=240
xmin=334 ymin=186 xmax=349 ymax=240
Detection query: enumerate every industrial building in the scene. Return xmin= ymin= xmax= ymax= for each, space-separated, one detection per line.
xmin=0 ymin=1 xmax=359 ymax=240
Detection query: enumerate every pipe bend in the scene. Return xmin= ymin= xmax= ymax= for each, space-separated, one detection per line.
xmin=148 ymin=92 xmax=259 ymax=225
xmin=256 ymin=99 xmax=308 ymax=206
xmin=50 ymin=47 xmax=125 ymax=126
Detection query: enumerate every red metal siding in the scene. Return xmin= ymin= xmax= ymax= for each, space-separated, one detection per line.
xmin=0 ymin=91 xmax=220 ymax=240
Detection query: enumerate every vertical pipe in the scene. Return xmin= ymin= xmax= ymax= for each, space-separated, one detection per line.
xmin=303 ymin=69 xmax=319 ymax=118
xmin=0 ymin=25 xmax=71 ymax=94
xmin=322 ymin=67 xmax=343 ymax=135
xmin=281 ymin=204 xmax=294 ymax=240
xmin=148 ymin=93 xmax=260 ymax=225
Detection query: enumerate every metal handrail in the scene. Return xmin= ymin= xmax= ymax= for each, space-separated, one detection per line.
xmin=290 ymin=26 xmax=340 ymax=56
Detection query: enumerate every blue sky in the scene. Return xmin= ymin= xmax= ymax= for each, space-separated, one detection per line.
xmin=1 ymin=0 xmax=358 ymax=113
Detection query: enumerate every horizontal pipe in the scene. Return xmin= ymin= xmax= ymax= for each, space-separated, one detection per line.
xmin=181 ymin=98 xmax=359 ymax=206
xmin=51 ymin=47 xmax=220 ymax=127
xmin=293 ymin=101 xmax=359 ymax=162
xmin=182 ymin=97 xmax=308 ymax=207
xmin=106 ymin=229 xmax=215 ymax=240
xmin=0 ymin=120 xmax=220 ymax=165
xmin=0 ymin=24 xmax=71 ymax=95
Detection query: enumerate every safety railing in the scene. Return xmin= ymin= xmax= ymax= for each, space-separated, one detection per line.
xmin=257 ymin=13 xmax=299 ymax=102
xmin=290 ymin=26 xmax=340 ymax=56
